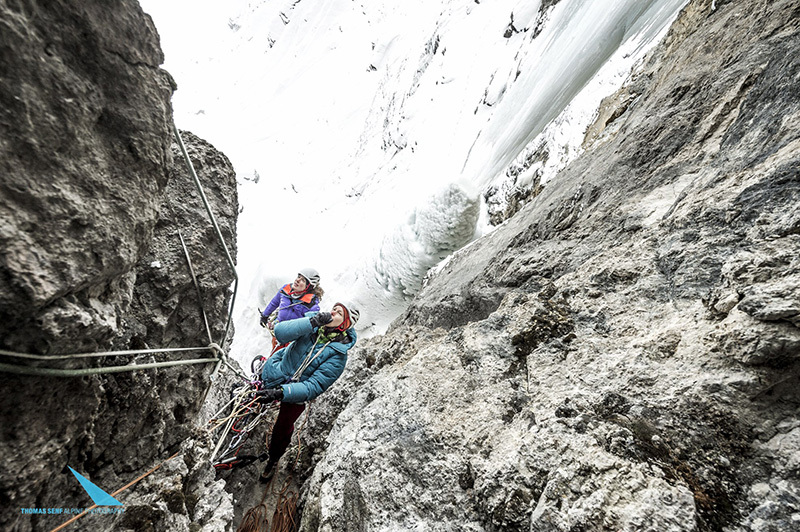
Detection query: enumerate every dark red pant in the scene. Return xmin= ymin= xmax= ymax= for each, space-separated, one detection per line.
xmin=269 ymin=401 xmax=305 ymax=462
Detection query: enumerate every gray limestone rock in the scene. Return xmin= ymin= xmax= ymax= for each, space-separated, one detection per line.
xmin=0 ymin=0 xmax=175 ymax=354
xmin=294 ymin=1 xmax=800 ymax=531
xmin=0 ymin=126 xmax=239 ymax=532
xmin=0 ymin=3 xmax=239 ymax=531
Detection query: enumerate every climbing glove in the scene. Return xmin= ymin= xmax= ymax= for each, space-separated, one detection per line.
xmin=256 ymin=387 xmax=283 ymax=403
xmin=309 ymin=312 xmax=333 ymax=328
xmin=259 ymin=313 xmax=270 ymax=328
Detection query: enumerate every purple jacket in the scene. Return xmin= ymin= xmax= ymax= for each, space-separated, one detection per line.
xmin=262 ymin=284 xmax=320 ymax=323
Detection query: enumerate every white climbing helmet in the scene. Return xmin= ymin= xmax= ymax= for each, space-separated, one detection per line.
xmin=298 ymin=267 xmax=320 ymax=288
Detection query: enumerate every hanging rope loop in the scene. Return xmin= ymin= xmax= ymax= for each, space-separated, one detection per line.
xmin=208 ymin=342 xmax=225 ymax=359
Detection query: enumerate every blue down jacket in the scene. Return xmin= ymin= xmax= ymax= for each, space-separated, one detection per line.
xmin=262 ymin=284 xmax=320 ymax=323
xmin=260 ymin=313 xmax=357 ymax=403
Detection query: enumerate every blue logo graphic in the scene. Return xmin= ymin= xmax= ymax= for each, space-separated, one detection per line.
xmin=67 ymin=467 xmax=123 ymax=506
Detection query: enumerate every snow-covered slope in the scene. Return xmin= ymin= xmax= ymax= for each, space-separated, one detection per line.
xmin=140 ymin=0 xmax=688 ymax=366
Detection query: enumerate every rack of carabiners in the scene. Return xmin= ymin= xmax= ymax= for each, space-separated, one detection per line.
xmin=207 ymin=358 xmax=277 ymax=471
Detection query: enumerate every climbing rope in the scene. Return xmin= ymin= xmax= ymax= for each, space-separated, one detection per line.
xmin=236 ymin=405 xmax=310 ymax=532
xmin=291 ymin=337 xmax=332 ymax=382
xmin=0 ymin=357 xmax=217 ymax=377
xmin=208 ymin=384 xmax=273 ymax=463
xmin=270 ymin=479 xmax=299 ymax=532
xmin=0 ymin=345 xmax=224 ymax=377
xmin=208 ymin=386 xmax=259 ymax=434
xmin=237 ymin=501 xmax=270 ymax=532
xmin=0 ymin=345 xmax=218 ymax=361
xmin=237 ymin=469 xmax=300 ymax=532
xmin=173 ymin=124 xmax=238 ymax=348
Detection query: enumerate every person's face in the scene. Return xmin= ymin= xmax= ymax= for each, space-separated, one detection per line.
xmin=292 ymin=275 xmax=309 ymax=292
xmin=327 ymin=305 xmax=346 ymax=329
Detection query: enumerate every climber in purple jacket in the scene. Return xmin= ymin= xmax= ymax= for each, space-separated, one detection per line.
xmin=259 ymin=268 xmax=324 ymax=349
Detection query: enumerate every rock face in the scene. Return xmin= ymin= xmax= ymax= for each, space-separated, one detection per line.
xmin=3 ymin=1 xmax=799 ymax=531
xmin=0 ymin=2 xmax=238 ymax=531
xmin=0 ymin=0 xmax=174 ymax=354
xmin=295 ymin=0 xmax=800 ymax=530
xmin=117 ymin=129 xmax=238 ymax=353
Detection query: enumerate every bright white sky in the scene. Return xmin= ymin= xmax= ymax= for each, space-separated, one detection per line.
xmin=138 ymin=0 xmax=687 ymax=368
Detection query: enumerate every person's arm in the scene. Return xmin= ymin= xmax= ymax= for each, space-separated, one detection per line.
xmin=280 ymin=353 xmax=346 ymax=403
xmin=262 ymin=291 xmax=282 ymax=317
xmin=274 ymin=315 xmax=314 ymax=344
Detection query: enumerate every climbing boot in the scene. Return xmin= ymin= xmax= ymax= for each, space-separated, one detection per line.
xmin=259 ymin=459 xmax=277 ymax=484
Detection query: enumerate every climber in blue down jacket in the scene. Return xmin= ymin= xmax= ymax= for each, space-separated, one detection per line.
xmin=255 ymin=301 xmax=359 ymax=482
